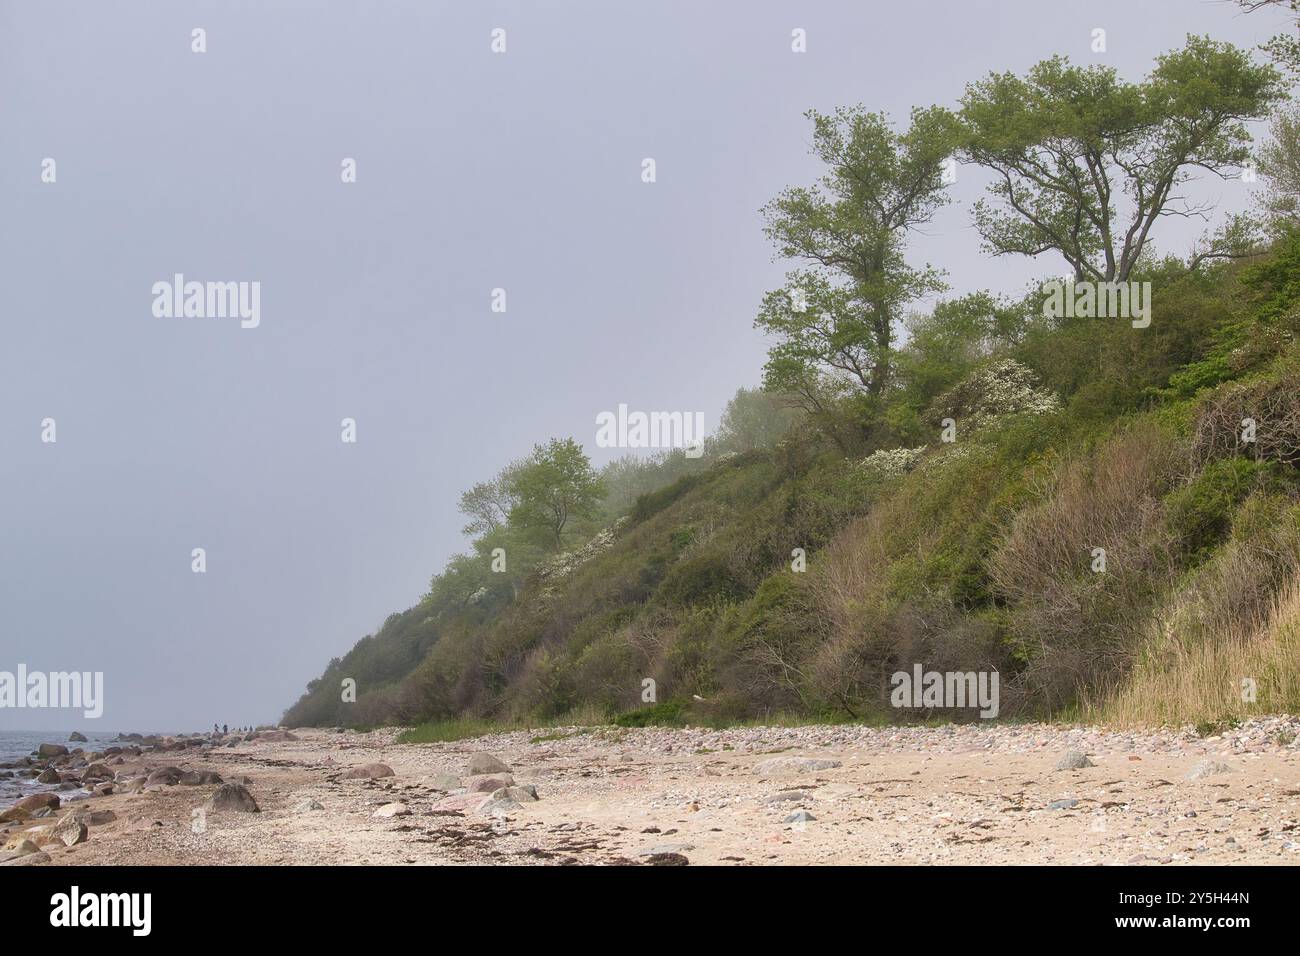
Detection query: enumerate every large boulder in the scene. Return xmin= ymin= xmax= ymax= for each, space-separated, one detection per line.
xmin=145 ymin=767 xmax=184 ymax=786
xmin=37 ymin=743 xmax=68 ymax=758
xmin=14 ymin=792 xmax=60 ymax=813
xmin=49 ymin=820 xmax=87 ymax=847
xmin=68 ymin=732 xmax=88 ymax=743
xmin=202 ymin=784 xmax=259 ymax=814
xmin=466 ymin=753 xmax=510 ymax=775
xmin=0 ymin=806 xmax=32 ymax=824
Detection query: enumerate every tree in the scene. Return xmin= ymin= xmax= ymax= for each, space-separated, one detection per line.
xmin=958 ymin=36 xmax=1284 ymax=282
xmin=712 ymin=387 xmax=800 ymax=454
xmin=1259 ymin=106 xmax=1300 ymax=226
xmin=755 ymin=106 xmax=958 ymax=414
xmin=507 ymin=438 xmax=605 ymax=550
xmin=457 ymin=461 xmax=522 ymax=538
xmin=1239 ymin=1 xmax=1300 ymax=76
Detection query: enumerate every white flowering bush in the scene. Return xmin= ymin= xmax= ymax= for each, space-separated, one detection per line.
xmin=929 ymin=359 xmax=1061 ymax=432
xmin=857 ymin=445 xmax=926 ymax=478
xmin=538 ymin=518 xmax=627 ymax=584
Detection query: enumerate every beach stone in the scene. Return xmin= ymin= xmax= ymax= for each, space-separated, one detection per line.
xmin=752 ymin=756 xmax=841 ymax=776
xmin=63 ymin=809 xmax=115 ymax=827
xmin=146 ymin=767 xmax=183 ymax=786
xmin=36 ymin=768 xmax=60 ymax=784
xmin=784 ymin=810 xmax=816 ymax=824
xmin=466 ymin=753 xmax=510 ymax=775
xmin=341 ymin=763 xmax=395 ymax=780
xmin=37 ymin=744 xmax=68 ymax=758
xmin=479 ymin=795 xmax=520 ymax=817
xmin=1054 ymin=751 xmax=1094 ymax=770
xmin=466 ymin=773 xmax=514 ymax=793
xmin=432 ymin=793 xmax=493 ymax=813
xmin=0 ymin=806 xmax=32 ymax=824
xmin=68 ymin=732 xmax=87 ymax=743
xmin=763 ymin=791 xmax=812 ymax=805
xmin=81 ymin=762 xmax=113 ymax=781
xmin=372 ymin=802 xmax=411 ymax=819
xmin=1047 ymin=798 xmax=1080 ymax=810
xmin=0 ymin=849 xmax=50 ymax=866
xmin=491 ymin=785 xmax=538 ymax=803
xmin=293 ymin=799 xmax=324 ymax=813
xmin=1187 ymin=759 xmax=1234 ymax=781
xmin=203 ymin=784 xmax=259 ymax=814
xmin=14 ymin=793 xmax=59 ymax=813
xmin=429 ymin=773 xmax=462 ymax=790
xmin=51 ymin=820 xmax=87 ymax=847
xmin=179 ymin=770 xmax=223 ymax=786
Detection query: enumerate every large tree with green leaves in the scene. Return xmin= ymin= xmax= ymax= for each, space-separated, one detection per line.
xmin=755 ymin=106 xmax=959 ymax=422
xmin=958 ymin=35 xmax=1284 ymax=282
xmin=507 ymin=438 xmax=605 ymax=551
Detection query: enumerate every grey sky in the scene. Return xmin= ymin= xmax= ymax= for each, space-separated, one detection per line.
xmin=0 ymin=0 xmax=1287 ymax=731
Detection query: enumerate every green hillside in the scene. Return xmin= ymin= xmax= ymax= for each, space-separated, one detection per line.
xmin=284 ymin=35 xmax=1300 ymax=733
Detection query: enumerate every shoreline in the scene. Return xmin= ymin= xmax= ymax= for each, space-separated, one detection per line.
xmin=4 ymin=718 xmax=1300 ymax=865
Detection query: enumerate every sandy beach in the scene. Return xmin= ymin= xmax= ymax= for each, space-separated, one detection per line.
xmin=2 ymin=719 xmax=1299 ymax=866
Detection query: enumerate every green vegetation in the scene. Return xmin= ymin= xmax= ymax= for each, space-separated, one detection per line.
xmin=286 ymin=35 xmax=1300 ymax=732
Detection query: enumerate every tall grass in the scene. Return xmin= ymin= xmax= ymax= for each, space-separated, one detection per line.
xmin=1097 ymin=575 xmax=1300 ymax=727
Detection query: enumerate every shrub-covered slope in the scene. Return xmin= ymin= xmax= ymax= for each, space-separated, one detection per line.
xmin=285 ymin=233 xmax=1300 ymax=731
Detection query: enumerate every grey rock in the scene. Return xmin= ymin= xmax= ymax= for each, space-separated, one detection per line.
xmin=763 ymin=790 xmax=812 ymax=804
xmin=202 ymin=783 xmax=260 ymax=814
xmin=480 ymin=796 xmax=520 ymax=817
xmin=490 ymin=784 xmax=538 ymax=803
xmin=1186 ymin=759 xmax=1234 ymax=781
xmin=1053 ymin=751 xmax=1095 ymax=771
xmin=466 ymin=753 xmax=510 ymax=775
xmin=784 ymin=810 xmax=816 ymax=824
xmin=1047 ymin=798 xmax=1080 ymax=810
xmin=752 ymin=756 xmax=841 ymax=776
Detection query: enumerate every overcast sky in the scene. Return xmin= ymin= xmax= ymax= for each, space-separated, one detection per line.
xmin=0 ymin=0 xmax=1288 ymax=732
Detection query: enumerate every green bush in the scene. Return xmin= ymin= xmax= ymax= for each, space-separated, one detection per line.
xmin=1166 ymin=459 xmax=1266 ymax=562
xmin=613 ymin=700 xmax=686 ymax=727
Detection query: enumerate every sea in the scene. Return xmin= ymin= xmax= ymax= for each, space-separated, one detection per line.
xmin=0 ymin=730 xmax=125 ymax=810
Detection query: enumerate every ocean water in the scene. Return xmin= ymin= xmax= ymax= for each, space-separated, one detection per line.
xmin=0 ymin=730 xmax=124 ymax=809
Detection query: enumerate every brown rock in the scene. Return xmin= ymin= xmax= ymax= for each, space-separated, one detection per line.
xmin=202 ymin=783 xmax=259 ymax=814
xmin=14 ymin=793 xmax=60 ymax=813
xmin=341 ymin=763 xmax=395 ymax=780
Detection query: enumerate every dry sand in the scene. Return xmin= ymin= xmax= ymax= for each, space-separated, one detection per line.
xmin=7 ymin=719 xmax=1300 ymax=865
